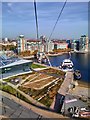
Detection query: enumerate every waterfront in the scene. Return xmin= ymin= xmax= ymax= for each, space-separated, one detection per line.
xmin=48 ymin=53 xmax=89 ymax=83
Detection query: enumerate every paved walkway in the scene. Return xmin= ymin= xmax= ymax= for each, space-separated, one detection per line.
xmin=58 ymin=72 xmax=73 ymax=96
xmin=61 ymin=93 xmax=87 ymax=115
xmin=50 ymin=72 xmax=73 ymax=112
xmin=0 ymin=92 xmax=41 ymax=118
xmin=0 ymin=91 xmax=68 ymax=119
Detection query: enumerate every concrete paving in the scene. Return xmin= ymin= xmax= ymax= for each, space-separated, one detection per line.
xmin=58 ymin=72 xmax=73 ymax=96
xmin=51 ymin=72 xmax=73 ymax=112
xmin=0 ymin=95 xmax=41 ymax=118
xmin=0 ymin=91 xmax=68 ymax=119
xmin=61 ymin=94 xmax=88 ymax=115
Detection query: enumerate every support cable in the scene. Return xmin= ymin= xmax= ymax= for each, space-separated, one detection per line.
xmin=48 ymin=0 xmax=67 ymax=41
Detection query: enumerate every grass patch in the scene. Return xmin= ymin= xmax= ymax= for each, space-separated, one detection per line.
xmin=0 ymin=84 xmax=31 ymax=104
xmin=40 ymin=95 xmax=53 ymax=107
xmin=31 ymin=63 xmax=46 ymax=69
xmin=0 ymin=84 xmax=17 ymax=96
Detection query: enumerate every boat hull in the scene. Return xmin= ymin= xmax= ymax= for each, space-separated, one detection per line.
xmin=59 ymin=67 xmax=74 ymax=72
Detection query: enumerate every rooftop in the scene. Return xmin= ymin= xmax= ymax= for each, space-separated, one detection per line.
xmin=0 ymin=54 xmax=32 ymax=69
xmin=27 ymin=39 xmax=40 ymax=42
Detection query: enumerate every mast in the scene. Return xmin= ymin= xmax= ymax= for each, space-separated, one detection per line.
xmin=34 ymin=0 xmax=39 ymax=51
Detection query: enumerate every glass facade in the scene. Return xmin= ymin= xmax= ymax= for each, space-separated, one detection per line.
xmin=1 ymin=63 xmax=31 ymax=73
xmin=80 ymin=35 xmax=87 ymax=50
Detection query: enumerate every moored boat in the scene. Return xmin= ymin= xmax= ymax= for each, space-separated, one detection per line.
xmin=59 ymin=59 xmax=74 ymax=72
xmin=74 ymin=70 xmax=81 ymax=80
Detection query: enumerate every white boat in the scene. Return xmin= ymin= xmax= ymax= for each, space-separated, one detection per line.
xmin=59 ymin=59 xmax=74 ymax=72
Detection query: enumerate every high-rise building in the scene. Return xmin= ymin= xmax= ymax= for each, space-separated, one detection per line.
xmin=66 ymin=40 xmax=71 ymax=49
xmin=17 ymin=35 xmax=26 ymax=53
xmin=85 ymin=36 xmax=89 ymax=51
xmin=71 ymin=39 xmax=80 ymax=51
xmin=79 ymin=35 xmax=88 ymax=51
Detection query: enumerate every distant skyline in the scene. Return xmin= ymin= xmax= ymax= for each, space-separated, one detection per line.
xmin=2 ymin=2 xmax=88 ymax=39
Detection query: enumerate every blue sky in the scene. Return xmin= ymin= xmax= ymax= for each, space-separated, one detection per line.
xmin=2 ymin=2 xmax=88 ymax=39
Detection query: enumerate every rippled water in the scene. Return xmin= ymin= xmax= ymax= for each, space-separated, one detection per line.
xmin=49 ymin=53 xmax=89 ymax=83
